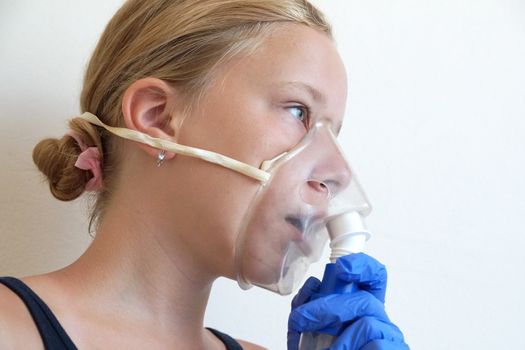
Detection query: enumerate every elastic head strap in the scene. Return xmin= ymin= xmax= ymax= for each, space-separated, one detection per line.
xmin=78 ymin=112 xmax=271 ymax=183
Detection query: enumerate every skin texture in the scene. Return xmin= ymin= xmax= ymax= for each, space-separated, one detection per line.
xmin=0 ymin=23 xmax=347 ymax=349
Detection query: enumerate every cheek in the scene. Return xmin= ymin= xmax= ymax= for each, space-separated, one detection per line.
xmin=167 ymin=153 xmax=262 ymax=278
xmin=183 ymin=92 xmax=305 ymax=171
xmin=236 ymin=167 xmax=309 ymax=282
xmin=170 ymin=98 xmax=310 ymax=277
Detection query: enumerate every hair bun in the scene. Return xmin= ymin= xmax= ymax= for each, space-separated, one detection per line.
xmin=32 ymin=118 xmax=103 ymax=201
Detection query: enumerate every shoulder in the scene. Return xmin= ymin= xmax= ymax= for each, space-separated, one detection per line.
xmin=237 ymin=339 xmax=268 ymax=350
xmin=0 ymin=281 xmax=44 ymax=349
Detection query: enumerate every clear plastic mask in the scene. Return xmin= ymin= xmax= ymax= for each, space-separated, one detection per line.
xmin=234 ymin=119 xmax=371 ymax=295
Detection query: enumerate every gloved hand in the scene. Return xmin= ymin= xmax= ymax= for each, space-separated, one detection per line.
xmin=287 ymin=253 xmax=409 ymax=350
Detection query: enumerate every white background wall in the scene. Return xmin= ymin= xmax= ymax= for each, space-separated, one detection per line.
xmin=1 ymin=1 xmax=524 ymax=349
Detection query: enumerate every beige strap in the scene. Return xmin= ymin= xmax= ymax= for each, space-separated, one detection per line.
xmin=78 ymin=112 xmax=271 ymax=183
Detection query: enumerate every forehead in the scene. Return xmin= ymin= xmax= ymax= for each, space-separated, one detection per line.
xmin=217 ymin=23 xmax=348 ymax=123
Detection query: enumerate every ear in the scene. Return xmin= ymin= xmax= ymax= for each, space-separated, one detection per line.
xmin=122 ymin=77 xmax=183 ymax=161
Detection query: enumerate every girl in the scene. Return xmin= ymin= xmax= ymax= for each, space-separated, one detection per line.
xmin=0 ymin=1 xmax=407 ymax=349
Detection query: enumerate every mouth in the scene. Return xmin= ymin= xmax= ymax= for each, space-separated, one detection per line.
xmin=285 ymin=215 xmax=318 ymax=256
xmin=285 ymin=210 xmax=327 ymax=233
xmin=285 ymin=216 xmax=305 ymax=240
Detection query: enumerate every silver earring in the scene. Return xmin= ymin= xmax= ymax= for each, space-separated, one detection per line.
xmin=156 ymin=150 xmax=167 ymax=167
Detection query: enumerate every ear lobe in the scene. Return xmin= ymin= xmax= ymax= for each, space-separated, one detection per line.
xmin=122 ymin=77 xmax=182 ymax=160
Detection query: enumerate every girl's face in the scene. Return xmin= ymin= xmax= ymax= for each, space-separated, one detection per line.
xmin=165 ymin=23 xmax=348 ymax=280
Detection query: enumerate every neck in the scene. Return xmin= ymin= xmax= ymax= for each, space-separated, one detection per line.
xmin=50 ymin=198 xmax=217 ymax=345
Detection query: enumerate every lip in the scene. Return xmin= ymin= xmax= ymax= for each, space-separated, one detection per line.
xmin=285 ymin=216 xmax=305 ymax=240
xmin=285 ymin=215 xmax=312 ymax=256
xmin=285 ymin=211 xmax=326 ymax=240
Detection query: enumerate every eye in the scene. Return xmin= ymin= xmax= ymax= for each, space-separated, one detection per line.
xmin=287 ymin=105 xmax=310 ymax=128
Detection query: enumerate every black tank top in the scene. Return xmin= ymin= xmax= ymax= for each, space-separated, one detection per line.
xmin=0 ymin=277 xmax=243 ymax=350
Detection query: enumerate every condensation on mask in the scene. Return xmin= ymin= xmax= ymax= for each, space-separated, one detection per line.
xmin=77 ymin=112 xmax=371 ymax=296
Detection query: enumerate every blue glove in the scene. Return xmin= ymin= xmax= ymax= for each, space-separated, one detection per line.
xmin=288 ymin=253 xmax=409 ymax=350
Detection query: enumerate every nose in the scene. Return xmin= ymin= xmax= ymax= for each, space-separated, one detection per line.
xmin=302 ymin=153 xmax=352 ymax=206
xmin=316 ymin=152 xmax=353 ymax=196
xmin=299 ymin=121 xmax=354 ymax=205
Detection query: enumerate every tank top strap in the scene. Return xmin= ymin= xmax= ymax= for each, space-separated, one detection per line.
xmin=207 ymin=327 xmax=244 ymax=350
xmin=0 ymin=277 xmax=77 ymax=350
xmin=0 ymin=277 xmax=245 ymax=350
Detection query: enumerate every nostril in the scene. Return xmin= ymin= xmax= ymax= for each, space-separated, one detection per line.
xmin=300 ymin=180 xmax=332 ymax=205
xmin=308 ymin=180 xmax=329 ymax=194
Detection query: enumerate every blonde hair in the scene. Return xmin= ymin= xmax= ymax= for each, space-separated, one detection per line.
xmin=33 ymin=0 xmax=332 ymax=231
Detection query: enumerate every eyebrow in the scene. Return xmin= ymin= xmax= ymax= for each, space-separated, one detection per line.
xmin=277 ymin=81 xmax=326 ymax=104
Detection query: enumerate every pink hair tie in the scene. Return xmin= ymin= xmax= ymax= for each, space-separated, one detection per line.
xmin=66 ymin=131 xmax=103 ymax=192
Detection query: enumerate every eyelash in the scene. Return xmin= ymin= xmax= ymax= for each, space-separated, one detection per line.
xmin=287 ymin=104 xmax=311 ymax=129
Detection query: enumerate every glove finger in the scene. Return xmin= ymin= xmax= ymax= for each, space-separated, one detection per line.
xmin=289 ymin=291 xmax=389 ymax=332
xmin=291 ymin=276 xmax=321 ymax=309
xmin=336 ymin=253 xmax=387 ymax=303
xmin=287 ymin=328 xmax=301 ymax=350
xmin=329 ymin=316 xmax=406 ymax=350
xmin=288 ymin=277 xmax=321 ymax=350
